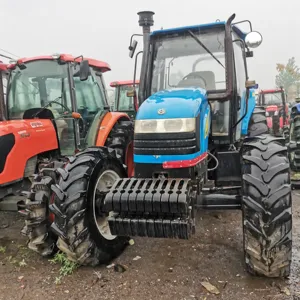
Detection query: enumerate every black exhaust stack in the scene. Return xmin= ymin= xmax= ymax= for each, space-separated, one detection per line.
xmin=137 ymin=11 xmax=154 ymax=106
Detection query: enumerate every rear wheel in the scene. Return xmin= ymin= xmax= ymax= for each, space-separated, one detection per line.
xmin=242 ymin=134 xmax=292 ymax=277
xmin=248 ymin=107 xmax=268 ymax=137
xmin=50 ymin=147 xmax=129 ymax=266
xmin=21 ymin=161 xmax=64 ymax=256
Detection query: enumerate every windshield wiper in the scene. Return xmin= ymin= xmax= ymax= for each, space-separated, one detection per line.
xmin=188 ymin=30 xmax=225 ymax=69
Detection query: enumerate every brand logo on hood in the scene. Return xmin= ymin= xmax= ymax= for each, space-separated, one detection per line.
xmin=157 ymin=108 xmax=166 ymax=115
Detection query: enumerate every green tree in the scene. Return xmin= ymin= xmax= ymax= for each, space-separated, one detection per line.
xmin=275 ymin=57 xmax=300 ymax=93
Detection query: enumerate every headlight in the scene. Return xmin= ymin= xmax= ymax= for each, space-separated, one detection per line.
xmin=135 ymin=118 xmax=196 ymax=134
xmin=274 ymin=111 xmax=279 ymax=116
xmin=265 ymin=111 xmax=269 ymax=117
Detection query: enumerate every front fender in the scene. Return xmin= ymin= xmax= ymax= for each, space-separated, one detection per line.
xmin=95 ymin=112 xmax=131 ymax=146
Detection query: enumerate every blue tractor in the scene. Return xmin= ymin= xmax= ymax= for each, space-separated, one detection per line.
xmin=288 ymin=100 xmax=300 ymax=187
xmin=49 ymin=11 xmax=292 ymax=277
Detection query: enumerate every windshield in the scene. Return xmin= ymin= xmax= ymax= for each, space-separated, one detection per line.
xmin=263 ymin=92 xmax=282 ymax=105
xmin=7 ymin=60 xmax=106 ymax=119
xmin=118 ymin=85 xmax=139 ymax=111
xmin=150 ymin=27 xmax=226 ymax=94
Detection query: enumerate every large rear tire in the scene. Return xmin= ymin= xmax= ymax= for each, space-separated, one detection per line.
xmin=242 ymin=134 xmax=292 ymax=277
xmin=50 ymin=147 xmax=129 ymax=266
xmin=248 ymin=107 xmax=268 ymax=137
xmin=21 ymin=161 xmax=64 ymax=256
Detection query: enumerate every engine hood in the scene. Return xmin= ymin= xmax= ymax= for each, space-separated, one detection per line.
xmin=136 ymin=88 xmax=207 ymax=120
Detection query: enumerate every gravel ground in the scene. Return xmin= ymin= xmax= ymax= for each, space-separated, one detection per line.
xmin=0 ymin=192 xmax=299 ymax=300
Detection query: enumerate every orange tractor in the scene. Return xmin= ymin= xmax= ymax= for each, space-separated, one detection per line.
xmin=0 ymin=54 xmax=133 ymax=254
xmin=110 ymin=80 xmax=139 ymax=119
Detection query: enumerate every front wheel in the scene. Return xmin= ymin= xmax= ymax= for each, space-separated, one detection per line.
xmin=50 ymin=147 xmax=129 ymax=266
xmin=242 ymin=134 xmax=292 ymax=277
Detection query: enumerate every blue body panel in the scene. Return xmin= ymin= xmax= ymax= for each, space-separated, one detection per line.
xmin=241 ymin=89 xmax=256 ymax=135
xmin=135 ymin=88 xmax=210 ymax=164
xmin=136 ymin=88 xmax=206 ymax=120
xmin=293 ymin=103 xmax=300 ymax=113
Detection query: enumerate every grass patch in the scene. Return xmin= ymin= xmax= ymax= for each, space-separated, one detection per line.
xmin=49 ymin=251 xmax=79 ymax=284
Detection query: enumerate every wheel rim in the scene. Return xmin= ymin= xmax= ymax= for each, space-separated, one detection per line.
xmin=93 ymin=169 xmax=120 ymax=240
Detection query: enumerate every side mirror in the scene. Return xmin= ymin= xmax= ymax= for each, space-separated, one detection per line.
xmin=79 ymin=60 xmax=90 ymax=81
xmin=245 ymin=31 xmax=263 ymax=48
xmin=129 ymin=40 xmax=138 ymax=58
xmin=246 ymin=80 xmax=257 ymax=89
xmin=126 ymin=89 xmax=136 ymax=97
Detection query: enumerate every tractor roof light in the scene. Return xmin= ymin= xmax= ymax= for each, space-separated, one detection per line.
xmin=52 ymin=53 xmax=61 ymax=60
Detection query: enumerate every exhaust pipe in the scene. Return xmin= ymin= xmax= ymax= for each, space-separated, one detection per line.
xmin=137 ymin=11 xmax=154 ymax=106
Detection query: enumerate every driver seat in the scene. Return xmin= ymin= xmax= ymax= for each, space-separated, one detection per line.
xmin=177 ymin=71 xmax=216 ymax=90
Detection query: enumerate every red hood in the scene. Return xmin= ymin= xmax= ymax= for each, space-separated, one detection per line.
xmin=266 ymin=105 xmax=279 ymax=112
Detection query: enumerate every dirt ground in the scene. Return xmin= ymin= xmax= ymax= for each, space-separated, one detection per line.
xmin=0 ymin=192 xmax=300 ymax=300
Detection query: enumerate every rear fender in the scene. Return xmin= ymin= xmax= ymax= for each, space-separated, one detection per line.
xmin=0 ymin=119 xmax=58 ymax=185
xmin=95 ymin=112 xmax=130 ymax=146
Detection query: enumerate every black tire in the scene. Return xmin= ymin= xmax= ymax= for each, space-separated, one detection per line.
xmin=242 ymin=134 xmax=292 ymax=277
xmin=283 ymin=125 xmax=289 ymax=145
xmin=248 ymin=107 xmax=268 ymax=137
xmin=293 ymin=117 xmax=300 ymax=171
xmin=105 ymin=120 xmax=133 ymax=164
xmin=21 ymin=161 xmax=64 ymax=256
xmin=50 ymin=147 xmax=129 ymax=266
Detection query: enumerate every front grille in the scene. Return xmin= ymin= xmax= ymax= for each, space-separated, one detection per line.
xmin=134 ymin=132 xmax=198 ymax=155
xmin=267 ymin=111 xmax=275 ymax=117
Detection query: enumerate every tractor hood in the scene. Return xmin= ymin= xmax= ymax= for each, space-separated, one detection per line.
xmin=266 ymin=105 xmax=279 ymax=112
xmin=136 ymin=88 xmax=207 ymax=120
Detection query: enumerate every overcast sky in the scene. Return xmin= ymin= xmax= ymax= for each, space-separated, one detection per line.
xmin=0 ymin=0 xmax=298 ymax=91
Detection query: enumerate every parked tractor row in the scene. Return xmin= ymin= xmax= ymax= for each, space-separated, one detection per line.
xmin=0 ymin=11 xmax=293 ymax=278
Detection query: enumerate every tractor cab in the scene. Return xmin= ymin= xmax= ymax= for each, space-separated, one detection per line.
xmin=0 ymin=62 xmax=8 ymax=119
xmin=110 ymin=80 xmax=139 ymax=119
xmin=129 ymin=12 xmax=262 ymax=149
xmin=5 ymin=54 xmax=111 ymax=155
xmin=257 ymin=88 xmax=288 ymax=135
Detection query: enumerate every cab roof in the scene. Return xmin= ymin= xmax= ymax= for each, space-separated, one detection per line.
xmin=0 ymin=63 xmax=7 ymax=71
xmin=8 ymin=54 xmax=111 ymax=73
xmin=151 ymin=21 xmax=246 ymax=40
xmin=110 ymin=80 xmax=140 ymax=87
xmin=260 ymin=89 xmax=282 ymax=94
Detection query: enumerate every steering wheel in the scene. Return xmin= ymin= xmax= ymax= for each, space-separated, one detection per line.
xmin=33 ymin=98 xmax=71 ymax=118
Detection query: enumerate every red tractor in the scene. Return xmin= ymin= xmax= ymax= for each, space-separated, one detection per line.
xmin=0 ymin=54 xmax=134 ymax=255
xmin=110 ymin=80 xmax=139 ymax=119
xmin=257 ymin=88 xmax=289 ymax=137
